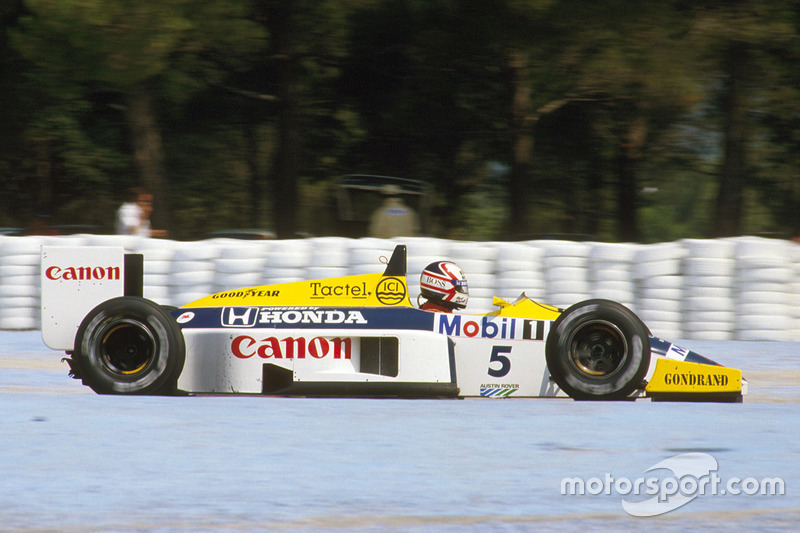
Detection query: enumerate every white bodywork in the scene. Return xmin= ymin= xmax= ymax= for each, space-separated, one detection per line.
xmin=177 ymin=328 xmax=454 ymax=394
xmin=451 ymin=337 xmax=565 ymax=397
xmin=41 ymin=246 xmax=125 ymax=351
xmin=175 ymin=320 xmax=566 ymax=398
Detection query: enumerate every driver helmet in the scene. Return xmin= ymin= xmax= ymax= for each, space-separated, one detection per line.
xmin=420 ymin=261 xmax=469 ymax=310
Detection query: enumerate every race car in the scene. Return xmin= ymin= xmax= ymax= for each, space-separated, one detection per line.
xmin=40 ymin=244 xmax=746 ymax=401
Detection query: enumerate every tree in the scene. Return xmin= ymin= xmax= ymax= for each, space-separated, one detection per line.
xmin=756 ymin=5 xmax=800 ymax=237
xmin=3 ymin=0 xmax=799 ymax=241
xmin=251 ymin=1 xmax=302 ymax=238
xmin=341 ymin=0 xmax=527 ymax=236
xmin=250 ymin=0 xmax=381 ymax=238
xmin=11 ymin=1 xmax=196 ymax=229
xmin=684 ymin=2 xmax=798 ymax=237
xmin=0 ymin=0 xmax=35 ymax=224
xmin=11 ymin=1 xmax=270 ymax=234
xmin=520 ymin=0 xmax=701 ymax=241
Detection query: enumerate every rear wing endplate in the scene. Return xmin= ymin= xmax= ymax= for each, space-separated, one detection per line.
xmin=41 ymin=246 xmax=143 ymax=351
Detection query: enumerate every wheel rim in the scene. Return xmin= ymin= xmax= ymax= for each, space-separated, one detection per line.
xmin=98 ymin=319 xmax=156 ymax=376
xmin=566 ymin=319 xmax=628 ymax=378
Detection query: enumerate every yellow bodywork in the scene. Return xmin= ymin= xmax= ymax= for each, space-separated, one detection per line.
xmin=487 ymin=294 xmax=563 ymax=321
xmin=184 ymin=269 xmax=559 ymax=318
xmin=645 ymin=358 xmax=742 ymax=394
xmin=183 ymin=273 xmax=413 ymax=308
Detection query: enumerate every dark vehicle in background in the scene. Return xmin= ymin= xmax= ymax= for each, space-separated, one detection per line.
xmin=334 ymin=174 xmax=432 ymax=237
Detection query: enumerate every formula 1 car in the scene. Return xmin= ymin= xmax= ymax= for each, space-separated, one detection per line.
xmin=40 ymin=244 xmax=746 ymax=401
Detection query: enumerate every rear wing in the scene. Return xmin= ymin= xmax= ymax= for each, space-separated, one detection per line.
xmin=41 ymin=246 xmax=143 ymax=351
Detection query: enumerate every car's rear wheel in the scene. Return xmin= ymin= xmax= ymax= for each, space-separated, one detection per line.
xmin=74 ymin=297 xmax=185 ymax=395
xmin=546 ymin=299 xmax=650 ymax=400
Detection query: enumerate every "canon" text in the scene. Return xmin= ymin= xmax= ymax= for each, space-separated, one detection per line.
xmin=232 ymin=335 xmax=352 ymax=359
xmin=45 ymin=265 xmax=120 ymax=281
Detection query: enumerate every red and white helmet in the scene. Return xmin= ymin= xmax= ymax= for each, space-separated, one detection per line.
xmin=420 ymin=261 xmax=469 ymax=310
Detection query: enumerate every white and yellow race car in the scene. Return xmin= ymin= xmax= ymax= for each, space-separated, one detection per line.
xmin=41 ymin=244 xmax=745 ymax=401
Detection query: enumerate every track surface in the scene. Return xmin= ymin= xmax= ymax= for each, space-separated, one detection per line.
xmin=2 ymin=331 xmax=799 ymax=532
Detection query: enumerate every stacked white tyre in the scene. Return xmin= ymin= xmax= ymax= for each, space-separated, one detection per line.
xmin=83 ymin=233 xmax=143 ymax=252
xmin=262 ymin=239 xmax=310 ymax=284
xmin=791 ymin=241 xmax=800 ymax=341
xmin=134 ymin=239 xmax=176 ymax=304
xmin=540 ymin=241 xmax=591 ymax=309
xmin=168 ymin=241 xmax=219 ymax=306
xmin=212 ymin=239 xmax=269 ymax=293
xmin=632 ymin=241 xmax=685 ymax=339
xmin=493 ymin=242 xmax=546 ymax=303
xmin=0 ymin=237 xmax=42 ymax=329
xmin=732 ymin=237 xmax=793 ymax=341
xmin=587 ymin=242 xmax=637 ymax=312
xmin=305 ymin=237 xmax=351 ymax=280
xmin=347 ymin=238 xmax=397 ymax=275
xmin=680 ymin=239 xmax=737 ymax=340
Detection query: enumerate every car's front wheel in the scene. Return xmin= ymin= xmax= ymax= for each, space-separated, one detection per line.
xmin=545 ymin=299 xmax=650 ymax=400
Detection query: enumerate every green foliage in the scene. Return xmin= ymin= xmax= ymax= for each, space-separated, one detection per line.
xmin=13 ymin=1 xmax=191 ymax=88
xmin=0 ymin=0 xmax=798 ymax=240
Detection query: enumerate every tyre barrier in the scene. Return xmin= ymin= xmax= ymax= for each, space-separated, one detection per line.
xmin=4 ymin=234 xmax=800 ymax=341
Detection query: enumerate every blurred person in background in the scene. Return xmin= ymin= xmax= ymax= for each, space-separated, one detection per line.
xmin=368 ymin=184 xmax=420 ymax=238
xmin=115 ymin=187 xmax=167 ymax=237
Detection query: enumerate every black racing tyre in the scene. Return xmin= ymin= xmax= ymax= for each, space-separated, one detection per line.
xmin=74 ymin=297 xmax=186 ymax=395
xmin=545 ymin=299 xmax=650 ymax=400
